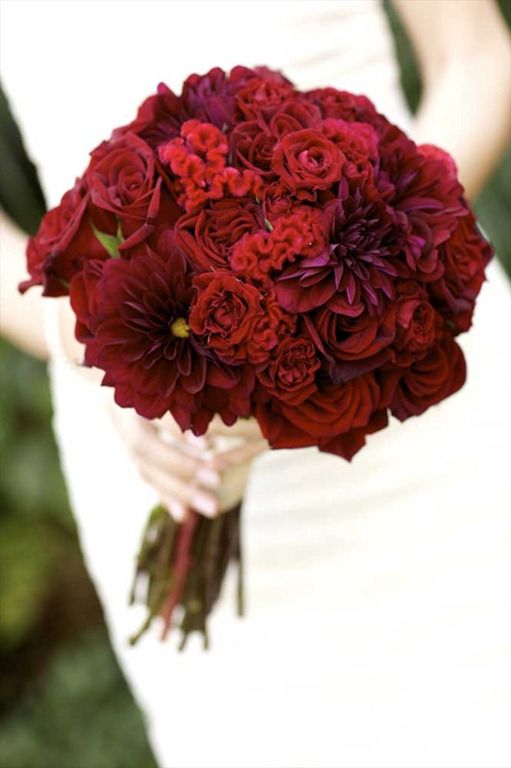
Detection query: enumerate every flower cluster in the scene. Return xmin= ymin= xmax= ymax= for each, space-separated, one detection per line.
xmin=21 ymin=66 xmax=492 ymax=460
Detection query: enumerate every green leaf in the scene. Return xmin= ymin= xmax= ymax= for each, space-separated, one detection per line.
xmin=90 ymin=220 xmax=124 ymax=258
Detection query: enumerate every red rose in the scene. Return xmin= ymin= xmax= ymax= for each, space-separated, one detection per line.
xmin=306 ymin=303 xmax=396 ymax=383
xmin=389 ymin=336 xmax=466 ymax=421
xmin=305 ymin=88 xmax=389 ymax=137
xmin=230 ymin=99 xmax=322 ymax=180
xmin=175 ymin=197 xmax=263 ymax=270
xmin=255 ymin=372 xmax=380 ymax=445
xmin=230 ymin=121 xmax=277 ymax=178
xmin=19 ymin=178 xmax=108 ymax=297
xmin=189 ymin=272 xmax=267 ymax=364
xmin=272 ymin=129 xmax=344 ymax=199
xmin=235 ymin=77 xmax=295 ymax=121
xmin=257 ymin=336 xmax=320 ymax=405
xmin=393 ymin=281 xmax=441 ymax=365
xmin=270 ymin=99 xmax=322 ymax=139
xmin=86 ymin=133 xmax=163 ymax=239
xmin=321 ymin=118 xmax=379 ymax=171
xmin=431 ymin=210 xmax=492 ymax=333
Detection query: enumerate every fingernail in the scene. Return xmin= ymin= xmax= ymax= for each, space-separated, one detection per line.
xmin=187 ymin=433 xmax=209 ymax=449
xmin=196 ymin=467 xmax=221 ymax=487
xmin=167 ymin=499 xmax=186 ymax=522
xmin=191 ymin=491 xmax=218 ymax=517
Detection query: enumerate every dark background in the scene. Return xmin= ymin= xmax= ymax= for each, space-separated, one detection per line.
xmin=1 ymin=3 xmax=510 ymax=766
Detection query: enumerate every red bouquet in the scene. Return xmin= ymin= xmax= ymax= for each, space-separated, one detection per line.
xmin=20 ymin=66 xmax=492 ymax=647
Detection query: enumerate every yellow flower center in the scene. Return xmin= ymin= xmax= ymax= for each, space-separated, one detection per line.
xmin=170 ymin=317 xmax=190 ymax=338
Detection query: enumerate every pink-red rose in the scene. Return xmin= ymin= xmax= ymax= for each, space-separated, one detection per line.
xmin=189 ymin=272 xmax=268 ymax=364
xmin=257 ymin=336 xmax=320 ymax=405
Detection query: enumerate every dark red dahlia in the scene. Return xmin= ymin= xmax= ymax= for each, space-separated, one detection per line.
xmin=84 ymin=238 xmax=253 ymax=431
xmin=379 ymin=129 xmax=465 ymax=279
xmin=85 ymin=241 xmax=200 ymax=418
xmin=275 ymin=175 xmax=399 ymax=315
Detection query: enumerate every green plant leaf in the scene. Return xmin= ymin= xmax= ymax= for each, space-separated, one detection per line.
xmin=90 ymin=220 xmax=124 ymax=258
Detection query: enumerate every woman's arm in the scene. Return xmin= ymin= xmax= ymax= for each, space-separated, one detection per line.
xmin=393 ymin=0 xmax=511 ymax=200
xmin=0 ymin=211 xmax=49 ymax=360
xmin=0 ymin=210 xmax=105 ymax=380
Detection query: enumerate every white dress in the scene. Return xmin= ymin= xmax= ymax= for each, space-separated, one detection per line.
xmin=2 ymin=2 xmax=510 ymax=767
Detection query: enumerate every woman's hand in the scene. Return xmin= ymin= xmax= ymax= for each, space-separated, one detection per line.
xmin=106 ymin=401 xmax=268 ymax=522
xmin=195 ymin=414 xmax=269 ymax=513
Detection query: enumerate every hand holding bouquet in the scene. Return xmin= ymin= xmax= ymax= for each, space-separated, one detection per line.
xmin=20 ymin=66 xmax=492 ymax=646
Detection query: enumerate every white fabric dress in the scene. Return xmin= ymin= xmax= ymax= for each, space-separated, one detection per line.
xmin=2 ymin=2 xmax=510 ymax=767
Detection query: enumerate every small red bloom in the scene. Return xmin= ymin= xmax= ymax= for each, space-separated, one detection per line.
xmin=257 ymin=336 xmax=320 ymax=405
xmin=189 ymin=272 xmax=269 ymax=364
xmin=272 ymin=129 xmax=345 ymax=200
xmin=393 ymin=281 xmax=442 ymax=365
xmin=160 ymin=120 xmax=263 ymax=212
xmin=235 ymin=77 xmax=295 ymax=121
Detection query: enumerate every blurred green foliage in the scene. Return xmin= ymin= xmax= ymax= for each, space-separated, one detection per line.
xmin=0 ymin=337 xmax=157 ymax=768
xmin=0 ymin=87 xmax=45 ymax=234
xmin=0 ymin=4 xmax=509 ymax=768
xmin=0 ymin=73 xmax=156 ymax=768
xmin=0 ymin=630 xmax=157 ymax=768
